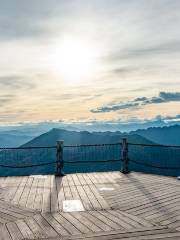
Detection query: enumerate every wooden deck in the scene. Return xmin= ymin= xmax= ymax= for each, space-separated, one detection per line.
xmin=0 ymin=171 xmax=180 ymax=239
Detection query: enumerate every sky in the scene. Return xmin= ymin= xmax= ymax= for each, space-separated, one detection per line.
xmin=0 ymin=0 xmax=180 ymax=126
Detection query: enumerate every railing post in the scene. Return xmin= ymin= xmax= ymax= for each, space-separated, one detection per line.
xmin=121 ymin=138 xmax=130 ymax=174
xmin=56 ymin=140 xmax=65 ymax=176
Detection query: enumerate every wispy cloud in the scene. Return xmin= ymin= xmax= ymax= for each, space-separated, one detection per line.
xmin=0 ymin=0 xmax=62 ymax=40
xmin=1 ymin=114 xmax=179 ymax=132
xmin=91 ymin=92 xmax=180 ymax=113
xmin=0 ymin=75 xmax=36 ymax=89
xmin=0 ymin=94 xmax=16 ymax=107
xmin=104 ymin=41 xmax=180 ymax=64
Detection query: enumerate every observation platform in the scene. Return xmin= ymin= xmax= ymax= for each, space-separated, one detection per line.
xmin=0 ymin=171 xmax=180 ymax=239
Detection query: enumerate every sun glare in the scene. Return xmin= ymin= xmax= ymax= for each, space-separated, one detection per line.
xmin=52 ymin=39 xmax=97 ymax=83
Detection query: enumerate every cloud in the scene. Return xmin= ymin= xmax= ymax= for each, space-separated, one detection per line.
xmin=1 ymin=114 xmax=179 ymax=132
xmin=91 ymin=102 xmax=139 ymax=113
xmin=0 ymin=75 xmax=36 ymax=89
xmin=0 ymin=0 xmax=62 ymax=40
xmin=103 ymin=41 xmax=180 ymax=65
xmin=0 ymin=94 xmax=16 ymax=107
xmin=91 ymin=92 xmax=180 ymax=113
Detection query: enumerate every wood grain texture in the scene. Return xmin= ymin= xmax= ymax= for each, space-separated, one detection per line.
xmin=0 ymin=171 xmax=179 ymax=239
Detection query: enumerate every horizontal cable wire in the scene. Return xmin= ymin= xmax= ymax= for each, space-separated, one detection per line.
xmin=0 ymin=146 xmax=56 ymax=150
xmin=129 ymin=159 xmax=180 ymax=170
xmin=0 ymin=161 xmax=57 ymax=168
xmin=0 ymin=142 xmax=179 ymax=170
xmin=64 ymin=142 xmax=122 ymax=148
xmin=128 ymin=143 xmax=180 ymax=149
xmin=64 ymin=159 xmax=122 ymax=164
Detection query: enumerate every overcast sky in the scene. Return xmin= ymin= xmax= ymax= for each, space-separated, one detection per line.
xmin=0 ymin=0 xmax=180 ymax=125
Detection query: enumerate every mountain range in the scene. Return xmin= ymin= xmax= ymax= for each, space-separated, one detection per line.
xmin=131 ymin=125 xmax=180 ymax=145
xmin=0 ymin=123 xmax=180 ymax=147
xmin=0 ymin=124 xmax=179 ymax=147
xmin=0 ymin=132 xmax=33 ymax=148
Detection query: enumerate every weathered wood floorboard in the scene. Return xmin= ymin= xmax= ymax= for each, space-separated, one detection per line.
xmin=0 ymin=171 xmax=179 ymax=239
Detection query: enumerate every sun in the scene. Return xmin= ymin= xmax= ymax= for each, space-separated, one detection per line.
xmin=52 ymin=39 xmax=97 ymax=83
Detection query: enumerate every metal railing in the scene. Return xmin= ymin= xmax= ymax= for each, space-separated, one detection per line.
xmin=128 ymin=142 xmax=180 ymax=173
xmin=0 ymin=139 xmax=179 ymax=176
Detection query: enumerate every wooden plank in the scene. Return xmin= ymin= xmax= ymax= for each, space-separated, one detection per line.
xmin=15 ymin=219 xmax=35 ymax=239
xmin=76 ymin=185 xmax=92 ymax=210
xmin=26 ymin=177 xmax=39 ymax=210
xmin=0 ymin=177 xmax=6 ymax=188
xmin=62 ymin=212 xmax=92 ymax=234
xmin=64 ymin=186 xmax=73 ymax=200
xmin=53 ymin=212 xmax=81 ymax=235
xmin=81 ymin=173 xmax=92 ymax=185
xmin=100 ymin=210 xmax=135 ymax=230
xmin=96 ymin=173 xmax=108 ymax=183
xmin=6 ymin=222 xmax=24 ymax=240
xmin=132 ymin=198 xmax=180 ymax=218
xmin=62 ymin=175 xmax=69 ymax=187
xmin=0 ymin=206 xmax=28 ymax=220
xmin=33 ymin=178 xmax=44 ymax=211
xmin=1 ymin=177 xmax=10 ymax=188
xmin=25 ymin=216 xmax=47 ymax=239
xmin=67 ymin=174 xmax=75 ymax=186
xmin=101 ymin=173 xmax=116 ymax=183
xmin=127 ymin=193 xmax=180 ymax=214
xmin=42 ymin=175 xmax=51 ymax=212
xmin=0 ymin=199 xmax=34 ymax=217
xmin=86 ymin=173 xmax=97 ymax=184
xmin=116 ymin=210 xmax=154 ymax=228
xmin=5 ymin=177 xmax=23 ymax=202
xmin=80 ymin=211 xmax=113 ymax=232
xmin=33 ymin=213 xmax=58 ymax=238
xmin=18 ymin=176 xmax=34 ymax=207
xmin=42 ymin=213 xmax=70 ymax=236
xmin=56 ymin=176 xmax=65 ymax=211
xmin=0 ymin=224 xmax=12 ymax=240
xmin=69 ymin=185 xmax=81 ymax=201
xmin=89 ymin=211 xmax=122 ymax=230
xmin=91 ymin=173 xmax=102 ymax=184
xmin=71 ymin=174 xmax=81 ymax=186
xmin=76 ymin=174 xmax=86 ymax=185
xmin=1 ymin=177 xmax=13 ymax=201
xmin=0 ymin=216 xmax=10 ymax=224
xmin=70 ymin=212 xmax=102 ymax=232
xmin=64 ymin=226 xmax=180 ymax=240
xmin=83 ymin=185 xmax=102 ymax=210
xmin=50 ymin=175 xmax=59 ymax=212
xmin=11 ymin=177 xmax=28 ymax=206
xmin=0 ymin=209 xmax=18 ymax=222
xmin=88 ymin=184 xmax=109 ymax=210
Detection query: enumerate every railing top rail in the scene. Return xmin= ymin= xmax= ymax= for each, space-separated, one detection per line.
xmin=0 ymin=143 xmax=121 ymax=150
xmin=64 ymin=142 xmax=122 ymax=148
xmin=128 ymin=142 xmax=180 ymax=148
xmin=0 ymin=142 xmax=180 ymax=149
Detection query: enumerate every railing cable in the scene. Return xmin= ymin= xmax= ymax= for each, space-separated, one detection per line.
xmin=0 ymin=161 xmax=57 ymax=168
xmin=129 ymin=159 xmax=180 ymax=170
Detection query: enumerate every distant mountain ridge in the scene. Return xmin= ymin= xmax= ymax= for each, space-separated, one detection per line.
xmin=22 ymin=128 xmax=153 ymax=147
xmin=0 ymin=133 xmax=33 ymax=148
xmin=0 ymin=124 xmax=179 ymax=147
xmin=131 ymin=125 xmax=180 ymax=145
